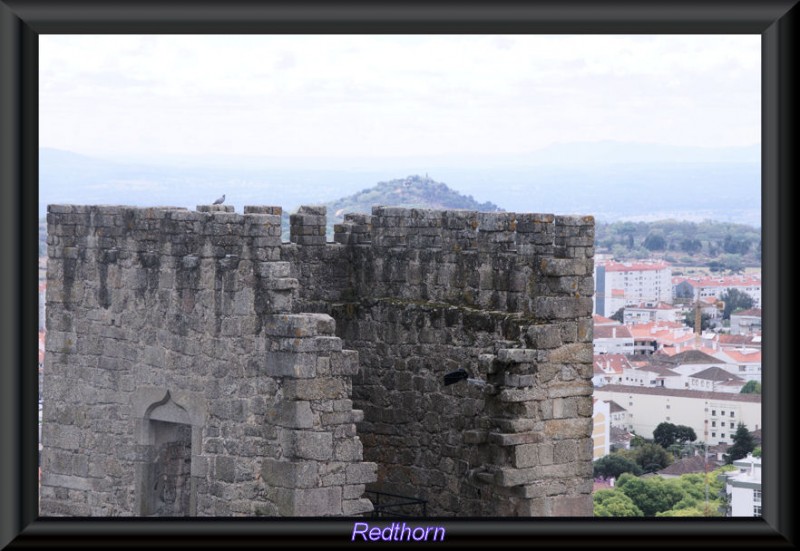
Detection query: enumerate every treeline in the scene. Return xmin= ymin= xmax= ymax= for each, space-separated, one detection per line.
xmin=595 ymin=219 xmax=761 ymax=269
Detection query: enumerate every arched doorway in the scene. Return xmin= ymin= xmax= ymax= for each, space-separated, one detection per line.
xmin=134 ymin=390 xmax=203 ymax=516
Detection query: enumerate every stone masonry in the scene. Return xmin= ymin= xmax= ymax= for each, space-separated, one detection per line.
xmin=42 ymin=203 xmax=595 ymax=517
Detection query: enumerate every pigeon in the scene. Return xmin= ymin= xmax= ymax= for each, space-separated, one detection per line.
xmin=212 ymin=194 xmax=225 ymax=205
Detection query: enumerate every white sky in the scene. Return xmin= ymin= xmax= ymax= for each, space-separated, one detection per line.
xmin=39 ymin=35 xmax=761 ymax=160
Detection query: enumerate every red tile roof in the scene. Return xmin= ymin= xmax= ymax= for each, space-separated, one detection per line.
xmin=594 ymin=325 xmax=633 ymax=339
xmin=690 ymin=366 xmax=745 ymax=383
xmin=593 ymin=354 xmax=632 ymax=373
xmin=637 ymin=365 xmax=681 ymax=377
xmin=663 ymin=349 xmax=722 ymax=365
xmin=718 ymin=334 xmax=757 ymax=346
xmin=657 ymin=455 xmax=709 ymax=476
xmin=605 ymin=400 xmax=627 ymax=413
xmin=683 ymin=275 xmax=761 ymax=289
xmin=732 ymin=308 xmax=762 ymax=317
xmin=601 ymin=260 xmax=671 ymax=272
xmin=719 ymin=349 xmax=762 ymax=364
xmin=595 ymin=384 xmax=761 ymax=402
xmin=593 ymin=314 xmax=619 ymax=326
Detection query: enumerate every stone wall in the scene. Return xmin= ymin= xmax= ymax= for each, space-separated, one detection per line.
xmin=41 ymin=205 xmax=375 ymax=516
xmin=42 ymin=202 xmax=595 ymax=517
xmin=292 ymin=206 xmax=596 ymax=515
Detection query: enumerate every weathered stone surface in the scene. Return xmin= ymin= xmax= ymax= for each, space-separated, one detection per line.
xmin=261 ymin=459 xmax=319 ymax=489
xmin=346 ymin=462 xmax=378 ymax=484
xmin=264 ymin=351 xmax=318 ymax=378
xmin=488 ymin=431 xmax=544 ymax=446
xmin=42 ymin=205 xmax=594 ymax=518
xmin=497 ymin=348 xmax=538 ymax=364
xmin=342 ymin=498 xmax=374 ymax=515
xmin=292 ymin=431 xmax=333 ymax=461
xmin=272 ymin=401 xmax=315 ymax=429
xmin=275 ymin=486 xmax=342 ymax=516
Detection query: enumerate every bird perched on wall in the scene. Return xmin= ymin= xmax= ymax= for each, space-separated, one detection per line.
xmin=212 ymin=194 xmax=225 ymax=205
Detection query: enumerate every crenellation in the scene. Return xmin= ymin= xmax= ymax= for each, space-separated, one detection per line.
xmin=42 ymin=202 xmax=594 ymax=518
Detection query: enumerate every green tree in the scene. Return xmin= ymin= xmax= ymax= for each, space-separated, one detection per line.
xmin=753 ymin=446 xmax=762 ymax=458
xmin=680 ymin=238 xmax=703 ymax=255
xmin=593 ymin=454 xmax=643 ymax=479
xmin=740 ymin=380 xmax=761 ymax=394
xmin=684 ymin=311 xmax=712 ymax=331
xmin=719 ymin=254 xmax=745 ymax=273
xmin=674 ymin=425 xmax=697 ymax=444
xmin=720 ymin=288 xmax=755 ymax=320
xmin=643 ymin=232 xmax=667 ymax=251
xmin=723 ymin=235 xmax=752 ymax=255
xmin=674 ymin=283 xmax=694 ymax=300
xmin=725 ymin=423 xmax=756 ymax=464
xmin=657 ymin=506 xmax=721 ymax=517
xmin=634 ymin=443 xmax=673 ymax=473
xmin=593 ymin=489 xmax=644 ymax=517
xmin=610 ymin=307 xmax=625 ymax=323
xmin=616 ymin=474 xmax=684 ymax=516
xmin=652 ymin=423 xmax=677 ymax=449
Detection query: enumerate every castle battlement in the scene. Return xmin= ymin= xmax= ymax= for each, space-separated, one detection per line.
xmin=42 ymin=203 xmax=595 ymax=517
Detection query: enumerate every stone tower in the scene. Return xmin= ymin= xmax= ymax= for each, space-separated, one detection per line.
xmin=41 ymin=203 xmax=595 ymax=517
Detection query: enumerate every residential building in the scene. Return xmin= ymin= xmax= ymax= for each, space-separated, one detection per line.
xmin=592 ymin=399 xmax=611 ymax=460
xmin=623 ymin=302 xmax=682 ymax=325
xmin=712 ymin=333 xmax=762 ymax=351
xmin=687 ymin=366 xmax=746 ymax=394
xmin=724 ymin=453 xmax=762 ymax=517
xmin=592 ymin=354 xmax=631 ymax=387
xmin=593 ymin=385 xmax=761 ymax=446
xmin=656 ymin=455 xmax=708 ymax=479
xmin=609 ymin=426 xmax=634 ymax=451
xmin=730 ymin=308 xmax=762 ymax=335
xmin=627 ymin=322 xmax=696 ymax=356
xmin=593 ymin=314 xmax=619 ymax=327
xmin=593 ymin=324 xmax=635 ymax=355
xmin=711 ymin=348 xmax=762 ymax=383
xmin=621 ymin=364 xmax=683 ymax=389
xmin=606 ymin=401 xmax=629 ymax=429
xmin=673 ymin=275 xmax=762 ymax=309
xmin=594 ymin=260 xmax=672 ymax=317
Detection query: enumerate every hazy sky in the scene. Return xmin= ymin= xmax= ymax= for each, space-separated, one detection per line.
xmin=39 ymin=35 xmax=760 ymax=160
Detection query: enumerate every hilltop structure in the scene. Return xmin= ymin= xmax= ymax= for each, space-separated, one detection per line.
xmin=41 ymin=203 xmax=595 ymax=517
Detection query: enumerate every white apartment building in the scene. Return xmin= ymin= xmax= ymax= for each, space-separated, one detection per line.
xmin=594 ymin=261 xmax=672 ymax=317
xmin=621 ymin=364 xmax=684 ymax=389
xmin=593 ymin=385 xmax=761 ymax=446
xmin=687 ymin=366 xmax=747 ymax=394
xmin=714 ymin=348 xmax=762 ymax=384
xmin=606 ymin=401 xmax=630 ymax=429
xmin=593 ymin=325 xmax=635 ymax=355
xmin=673 ymin=275 xmax=762 ymax=309
xmin=623 ymin=302 xmax=682 ymax=325
xmin=724 ymin=454 xmax=762 ymax=517
xmin=592 ymin=354 xmax=631 ymax=387
xmin=730 ymin=309 xmax=762 ymax=335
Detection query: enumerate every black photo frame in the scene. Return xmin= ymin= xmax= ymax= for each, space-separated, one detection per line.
xmin=1 ymin=1 xmax=796 ymax=548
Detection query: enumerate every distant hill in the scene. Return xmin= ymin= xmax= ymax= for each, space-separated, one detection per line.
xmin=39 ymin=146 xmax=760 ymax=227
xmin=595 ymin=219 xmax=761 ymax=270
xmin=325 ymin=174 xmax=501 ymax=223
